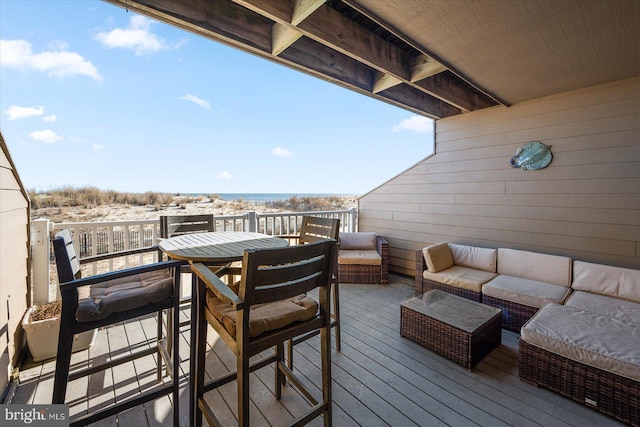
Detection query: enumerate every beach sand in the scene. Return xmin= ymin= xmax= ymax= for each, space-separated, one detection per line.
xmin=32 ymin=195 xmax=358 ymax=223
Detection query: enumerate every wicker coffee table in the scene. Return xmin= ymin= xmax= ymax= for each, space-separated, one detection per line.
xmin=400 ymin=290 xmax=502 ymax=370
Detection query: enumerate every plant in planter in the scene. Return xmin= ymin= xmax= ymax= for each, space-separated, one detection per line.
xmin=22 ymin=300 xmax=96 ymax=362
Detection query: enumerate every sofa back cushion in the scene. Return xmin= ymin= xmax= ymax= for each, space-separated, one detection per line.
xmin=339 ymin=232 xmax=376 ymax=250
xmin=572 ymin=260 xmax=640 ymax=303
xmin=422 ymin=242 xmax=454 ymax=273
xmin=497 ymin=248 xmax=572 ymax=287
xmin=448 ymin=244 xmax=497 ymax=273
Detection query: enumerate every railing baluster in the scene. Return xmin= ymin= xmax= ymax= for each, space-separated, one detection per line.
xmin=123 ymin=225 xmax=129 ymax=269
xmin=107 ymin=225 xmax=113 ymax=271
xmin=137 ymin=224 xmax=143 ymax=265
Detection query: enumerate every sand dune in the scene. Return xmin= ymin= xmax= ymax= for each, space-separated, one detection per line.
xmin=32 ymin=196 xmax=357 ymax=223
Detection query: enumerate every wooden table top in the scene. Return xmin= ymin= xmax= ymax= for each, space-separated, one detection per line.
xmin=158 ymin=231 xmax=288 ymax=263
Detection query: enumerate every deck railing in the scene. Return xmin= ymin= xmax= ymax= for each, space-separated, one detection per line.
xmin=31 ymin=208 xmax=356 ymax=303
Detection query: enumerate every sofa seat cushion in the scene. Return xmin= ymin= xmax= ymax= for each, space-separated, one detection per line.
xmin=497 ymin=248 xmax=572 ymax=287
xmin=422 ymin=266 xmax=497 ymax=293
xmin=77 ymin=269 xmax=174 ymax=322
xmin=572 ymin=260 xmax=640 ymax=303
xmin=482 ymin=275 xmax=571 ymax=308
xmin=338 ymin=249 xmax=381 ymax=265
xmin=448 ymin=244 xmax=497 ymax=273
xmin=565 ymin=291 xmax=640 ymax=326
xmin=207 ymin=291 xmax=318 ymax=338
xmin=521 ymin=303 xmax=640 ymax=382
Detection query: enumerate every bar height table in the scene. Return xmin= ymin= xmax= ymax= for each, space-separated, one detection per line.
xmin=159 ymin=231 xmax=289 ymax=420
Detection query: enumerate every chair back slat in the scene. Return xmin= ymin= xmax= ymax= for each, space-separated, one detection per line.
xmin=53 ymin=229 xmax=81 ymax=283
xmin=160 ymin=214 xmax=214 ymax=238
xmin=243 ymin=240 xmax=336 ymax=306
xmin=299 ymin=216 xmax=340 ymax=244
xmin=253 ymin=259 xmax=325 ymax=302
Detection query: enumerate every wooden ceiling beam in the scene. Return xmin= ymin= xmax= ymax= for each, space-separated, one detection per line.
xmin=236 ymin=1 xmax=322 ymax=61
xmin=411 ymin=55 xmax=447 ymax=82
xmin=102 ymin=0 xmax=462 ymax=118
xmin=372 ymin=72 xmax=403 ymax=94
xmin=379 ymin=85 xmax=461 ymax=119
xmin=278 ymin=37 xmax=461 ymax=118
xmin=233 ymin=0 xmax=291 ymax=23
xmin=291 ymin=0 xmax=326 ymax=26
xmin=415 ymin=72 xmax=497 ymax=112
xmin=235 ymin=0 xmax=411 ymax=80
xmin=103 ymin=0 xmax=275 ymax=54
xmin=272 ymin=23 xmax=302 ymax=56
xmin=232 ymin=0 xmax=489 ymax=112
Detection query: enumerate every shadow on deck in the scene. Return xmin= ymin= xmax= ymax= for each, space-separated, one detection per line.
xmin=9 ymin=274 xmax=625 ymax=426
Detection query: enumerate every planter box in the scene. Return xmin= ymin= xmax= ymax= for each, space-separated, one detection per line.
xmin=22 ymin=306 xmax=96 ymax=362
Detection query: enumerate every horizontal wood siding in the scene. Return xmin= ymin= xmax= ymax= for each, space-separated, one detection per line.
xmin=0 ymin=133 xmax=29 ymax=398
xmin=359 ymin=77 xmax=640 ymax=276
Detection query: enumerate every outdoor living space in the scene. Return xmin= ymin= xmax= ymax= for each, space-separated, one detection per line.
xmin=9 ymin=274 xmax=625 ymax=427
xmin=2 ymin=1 xmax=640 ymax=427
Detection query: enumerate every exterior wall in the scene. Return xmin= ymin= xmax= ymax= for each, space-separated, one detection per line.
xmin=359 ymin=77 xmax=640 ymax=276
xmin=0 ymin=132 xmax=30 ymax=398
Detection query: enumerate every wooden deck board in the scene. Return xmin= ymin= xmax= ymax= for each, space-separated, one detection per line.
xmin=10 ymin=274 xmax=626 ymax=426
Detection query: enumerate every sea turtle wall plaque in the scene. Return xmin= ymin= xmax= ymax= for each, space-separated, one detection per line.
xmin=510 ymin=141 xmax=552 ymax=170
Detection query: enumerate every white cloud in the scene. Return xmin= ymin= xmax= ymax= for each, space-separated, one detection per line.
xmin=29 ymin=129 xmax=62 ymax=143
xmin=92 ymin=144 xmax=104 ymax=151
xmin=43 ymin=114 xmax=57 ymax=122
xmin=48 ymin=40 xmax=69 ymax=51
xmin=218 ymin=171 xmax=234 ymax=180
xmin=272 ymin=147 xmax=294 ymax=158
xmin=0 ymin=39 xmax=101 ymax=80
xmin=4 ymin=105 xmax=44 ymax=120
xmin=392 ymin=115 xmax=434 ymax=133
xmin=180 ymin=94 xmax=211 ymax=110
xmin=95 ymin=15 xmax=184 ymax=55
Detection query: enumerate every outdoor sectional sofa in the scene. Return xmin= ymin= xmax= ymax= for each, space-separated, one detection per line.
xmin=520 ymin=260 xmax=640 ymax=426
xmin=416 ymin=243 xmax=572 ymax=331
xmin=416 ymin=243 xmax=640 ymax=425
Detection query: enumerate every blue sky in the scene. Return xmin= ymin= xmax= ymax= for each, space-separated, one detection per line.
xmin=0 ymin=0 xmax=434 ymax=195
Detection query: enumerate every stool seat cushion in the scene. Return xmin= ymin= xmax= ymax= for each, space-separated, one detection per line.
xmin=207 ymin=291 xmax=318 ymax=338
xmin=77 ymin=269 xmax=174 ymax=322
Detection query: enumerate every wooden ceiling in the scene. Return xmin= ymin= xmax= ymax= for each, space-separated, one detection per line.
xmin=103 ymin=0 xmax=639 ymax=120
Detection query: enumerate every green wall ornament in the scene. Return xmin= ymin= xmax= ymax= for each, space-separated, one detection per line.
xmin=510 ymin=141 xmax=552 ymax=170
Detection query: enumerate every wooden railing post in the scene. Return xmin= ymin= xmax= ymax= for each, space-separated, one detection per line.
xmin=247 ymin=211 xmax=257 ymax=232
xmin=31 ymin=218 xmax=53 ymax=304
xmin=348 ymin=207 xmax=357 ymax=231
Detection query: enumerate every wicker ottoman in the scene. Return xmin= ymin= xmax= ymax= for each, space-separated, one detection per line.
xmin=400 ymin=290 xmax=502 ymax=370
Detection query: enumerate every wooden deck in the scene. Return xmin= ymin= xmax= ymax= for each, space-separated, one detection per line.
xmin=10 ymin=274 xmax=625 ymax=426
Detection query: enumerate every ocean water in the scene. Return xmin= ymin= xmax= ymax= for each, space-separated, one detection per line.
xmin=186 ymin=193 xmax=356 ymax=202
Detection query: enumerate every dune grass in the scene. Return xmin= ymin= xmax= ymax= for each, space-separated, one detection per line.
xmin=28 ymin=186 xmax=191 ymax=209
xmin=28 ymin=186 xmax=355 ymax=212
